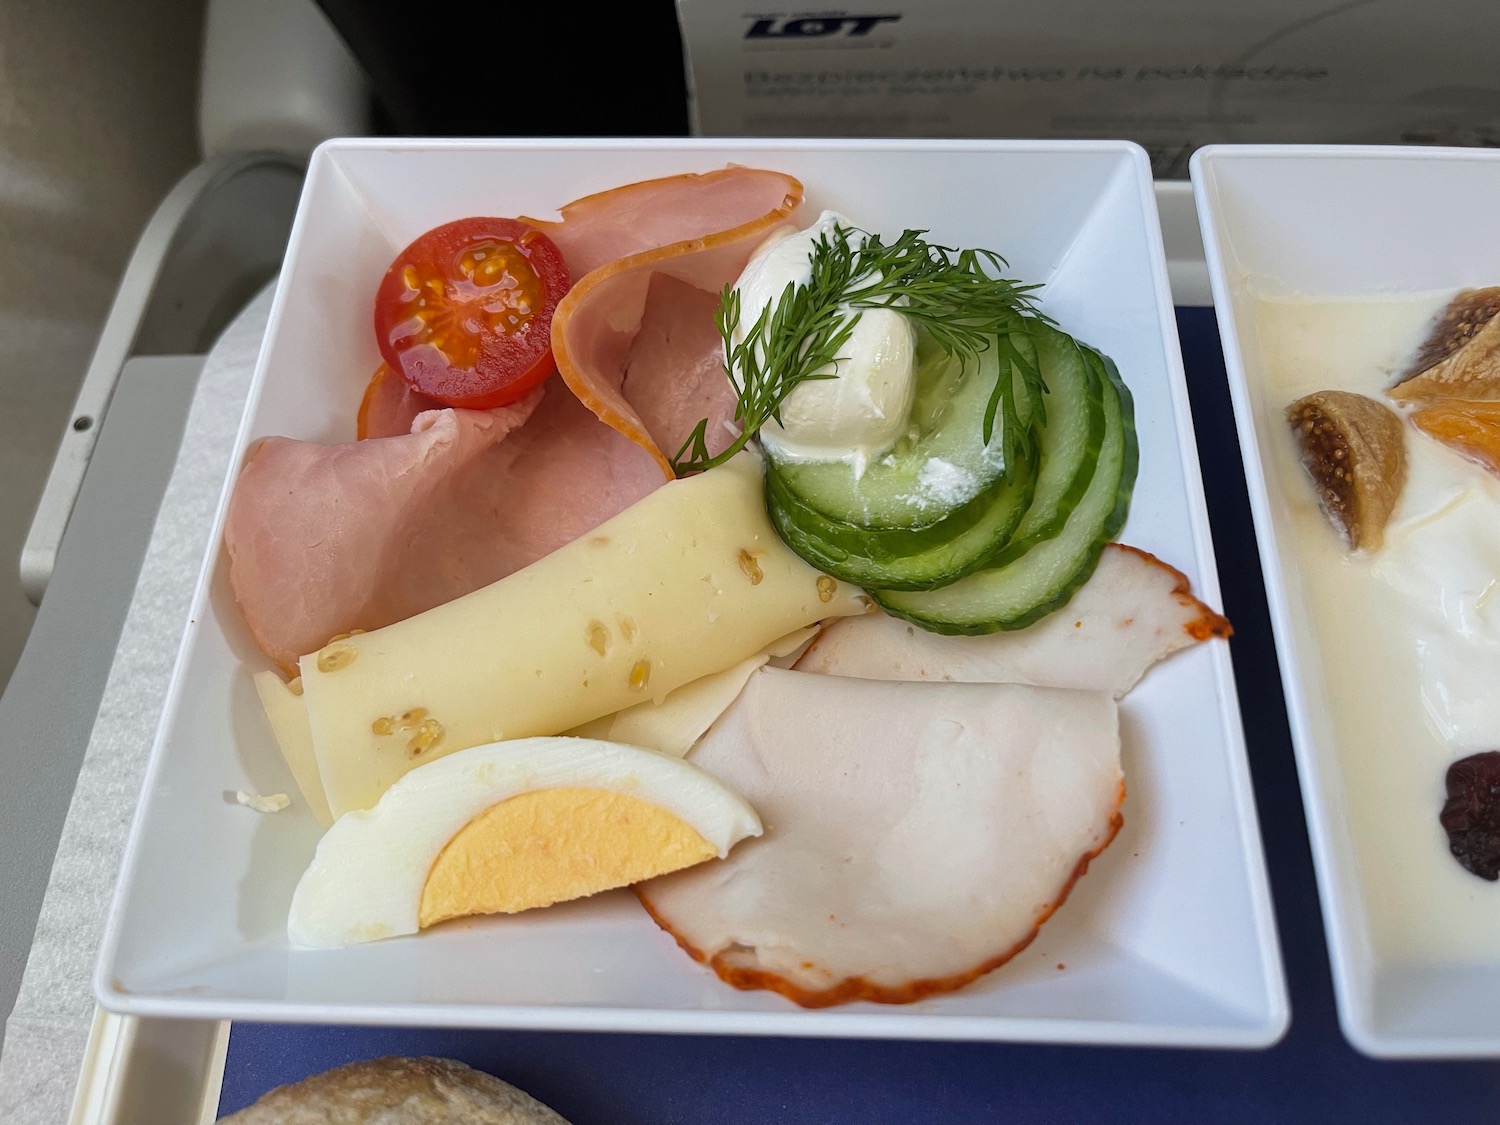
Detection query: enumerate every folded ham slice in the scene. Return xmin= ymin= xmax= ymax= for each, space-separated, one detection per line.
xmin=538 ymin=167 xmax=804 ymax=477
xmin=529 ymin=167 xmax=801 ymax=282
xmin=637 ymin=667 xmax=1124 ymax=1008
xmin=226 ymin=382 xmax=663 ymax=672
xmin=796 ymin=544 xmax=1230 ymax=697
xmin=356 ymin=363 xmax=440 ymax=441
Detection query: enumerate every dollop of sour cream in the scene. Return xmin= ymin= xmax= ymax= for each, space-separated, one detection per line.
xmin=732 ymin=211 xmax=916 ymax=472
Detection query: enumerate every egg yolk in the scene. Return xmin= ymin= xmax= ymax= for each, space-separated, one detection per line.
xmin=418 ymin=786 xmax=715 ymax=928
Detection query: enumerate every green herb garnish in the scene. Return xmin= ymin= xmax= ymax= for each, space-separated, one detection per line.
xmin=669 ymin=223 xmax=1048 ymax=477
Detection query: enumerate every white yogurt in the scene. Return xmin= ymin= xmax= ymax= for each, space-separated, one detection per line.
xmin=1256 ymin=292 xmax=1500 ymax=963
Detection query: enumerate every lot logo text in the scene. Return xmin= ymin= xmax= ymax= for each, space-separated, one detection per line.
xmin=745 ymin=13 xmax=901 ymax=38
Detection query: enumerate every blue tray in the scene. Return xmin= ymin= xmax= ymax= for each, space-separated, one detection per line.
xmin=217 ymin=309 xmax=1500 ymax=1123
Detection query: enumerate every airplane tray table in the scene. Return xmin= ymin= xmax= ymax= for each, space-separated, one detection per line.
xmin=7 ymin=182 xmax=1500 ymax=1124
xmin=210 ymin=305 xmax=1500 ymax=1125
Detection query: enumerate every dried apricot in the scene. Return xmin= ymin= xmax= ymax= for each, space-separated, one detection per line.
xmin=1411 ymin=399 xmax=1500 ymax=478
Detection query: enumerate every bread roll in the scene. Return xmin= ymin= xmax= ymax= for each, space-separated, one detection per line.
xmin=218 ymin=1056 xmax=570 ymax=1124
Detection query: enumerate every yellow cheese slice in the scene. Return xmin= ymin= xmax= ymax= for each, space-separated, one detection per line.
xmin=251 ymin=671 xmax=332 ymax=826
xmin=418 ymin=786 xmax=715 ymax=927
xmin=299 ymin=454 xmax=867 ymax=817
xmin=763 ymin=624 xmax=822 ymax=667
xmin=566 ymin=625 xmax=819 ymax=757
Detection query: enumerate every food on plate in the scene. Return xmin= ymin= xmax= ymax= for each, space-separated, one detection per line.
xmin=374 ymin=217 xmax=571 ymax=409
xmin=227 ymin=388 xmax=546 ymax=672
xmin=748 ymin=216 xmax=921 ymax=471
xmin=1390 ymin=286 xmax=1500 ymax=402
xmin=252 ymin=670 xmax=330 ymax=825
xmin=1259 ymin=291 xmax=1500 ymax=951
xmin=296 ymin=453 xmax=866 ymax=818
xmin=662 ymin=210 xmax=1140 ymax=636
xmin=217 ymin=1056 xmax=571 ymax=1124
xmin=234 ymin=791 xmax=290 ymax=814
xmin=1440 ymin=751 xmax=1500 ymax=882
xmin=796 ymin=543 xmax=1229 ymax=698
xmin=265 ymin=627 xmax=817 ymax=794
xmin=1387 ymin=287 xmax=1500 ymax=475
xmin=1409 ymin=399 xmax=1500 ymax=477
xmin=542 ymin=166 xmax=804 ymax=477
xmin=637 ymin=667 xmax=1122 ymax=1007
xmin=1399 ymin=286 xmax=1500 ymax=380
xmin=669 ymin=210 xmax=1039 ymax=478
xmin=1369 ymin=475 xmax=1500 ymax=753
xmin=566 ymin=625 xmax=817 ymax=757
xmin=356 ymin=361 xmax=436 ymax=440
xmin=227 ymin=167 xmax=801 ymax=673
xmin=231 ymin=378 xmax=674 ymax=675
xmin=866 ymin=343 xmax=1134 ymax=632
xmin=217 ymin=162 xmax=1232 ymax=1004
xmin=1284 ymin=389 xmax=1406 ymax=551
xmin=288 ymin=737 xmax=761 ymax=948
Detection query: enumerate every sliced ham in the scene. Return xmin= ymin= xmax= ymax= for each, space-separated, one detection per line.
xmin=356 ymin=363 xmax=440 ymax=440
xmin=227 ymin=166 xmax=802 ymax=671
xmin=637 ymin=667 xmax=1124 ymax=1008
xmin=225 ymin=381 xmax=662 ymax=672
xmin=528 ymin=167 xmax=801 ymax=281
xmin=539 ymin=167 xmax=804 ymax=477
xmin=796 ymin=543 xmax=1231 ymax=698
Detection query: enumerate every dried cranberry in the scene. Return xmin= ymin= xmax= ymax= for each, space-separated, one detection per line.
xmin=1440 ymin=751 xmax=1500 ymax=881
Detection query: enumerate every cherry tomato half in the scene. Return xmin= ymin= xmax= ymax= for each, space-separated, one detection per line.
xmin=373 ymin=217 xmax=570 ymax=410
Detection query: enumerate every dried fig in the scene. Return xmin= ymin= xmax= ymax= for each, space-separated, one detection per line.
xmin=1391 ymin=287 xmax=1500 ymax=403
xmin=1285 ymin=390 xmax=1405 ymax=550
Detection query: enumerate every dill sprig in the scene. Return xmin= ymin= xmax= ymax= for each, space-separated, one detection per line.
xmin=669 ymin=223 xmax=1048 ymax=477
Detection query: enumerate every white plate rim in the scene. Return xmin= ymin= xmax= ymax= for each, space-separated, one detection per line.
xmin=1191 ymin=141 xmax=1500 ymax=1058
xmin=92 ymin=137 xmax=1288 ymax=1046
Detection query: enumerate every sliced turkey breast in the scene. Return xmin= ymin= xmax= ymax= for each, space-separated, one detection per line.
xmin=796 ymin=544 xmax=1230 ymax=698
xmin=638 ymin=667 xmax=1124 ymax=1007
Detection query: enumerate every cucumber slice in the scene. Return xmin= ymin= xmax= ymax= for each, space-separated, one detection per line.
xmin=767 ymin=439 xmax=1038 ymax=591
xmin=993 ymin=325 xmax=1106 ymax=561
xmin=765 ymin=459 xmax=1006 ymax=558
xmin=872 ymin=344 xmax=1137 ymax=633
xmin=768 ymin=333 xmax=1018 ymax=530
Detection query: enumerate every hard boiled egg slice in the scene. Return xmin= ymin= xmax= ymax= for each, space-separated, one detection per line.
xmin=287 ymin=737 xmax=761 ymax=949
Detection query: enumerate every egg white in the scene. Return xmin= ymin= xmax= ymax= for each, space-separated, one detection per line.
xmin=287 ymin=737 xmax=762 ymax=949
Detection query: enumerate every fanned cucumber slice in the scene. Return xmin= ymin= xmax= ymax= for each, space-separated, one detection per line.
xmin=992 ymin=325 xmax=1105 ymax=562
xmin=872 ymin=344 xmax=1137 ymax=633
xmin=766 ymin=440 xmax=1037 ymax=591
xmin=765 ymin=460 xmax=1005 ymax=558
xmin=768 ymin=333 xmax=1021 ymax=530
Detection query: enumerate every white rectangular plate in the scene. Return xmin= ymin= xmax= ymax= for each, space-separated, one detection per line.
xmin=95 ymin=138 xmax=1285 ymax=1045
xmin=1192 ymin=143 xmax=1500 ymax=1057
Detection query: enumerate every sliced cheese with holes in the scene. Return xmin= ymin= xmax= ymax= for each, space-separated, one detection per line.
xmin=298 ymin=455 xmax=866 ymax=817
xmin=567 ymin=625 xmax=819 ymax=757
xmin=252 ymin=671 xmax=332 ymax=826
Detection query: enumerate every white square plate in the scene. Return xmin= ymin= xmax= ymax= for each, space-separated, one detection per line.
xmin=95 ymin=138 xmax=1285 ymax=1045
xmin=1192 ymin=144 xmax=1500 ymax=1057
